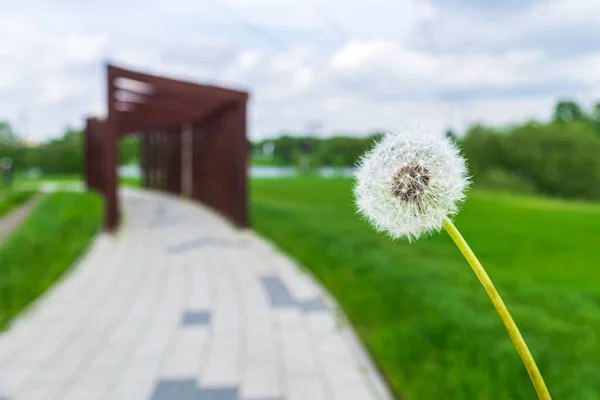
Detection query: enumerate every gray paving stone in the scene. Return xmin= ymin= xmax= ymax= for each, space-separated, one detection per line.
xmin=168 ymin=238 xmax=246 ymax=254
xmin=168 ymin=239 xmax=208 ymax=254
xmin=298 ymin=297 xmax=328 ymax=313
xmin=199 ymin=387 xmax=238 ymax=400
xmin=260 ymin=276 xmax=296 ymax=308
xmin=150 ymin=379 xmax=198 ymax=400
xmin=182 ymin=311 xmax=211 ymax=326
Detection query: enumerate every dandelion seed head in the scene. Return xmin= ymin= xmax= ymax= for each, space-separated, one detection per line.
xmin=354 ymin=130 xmax=470 ymax=241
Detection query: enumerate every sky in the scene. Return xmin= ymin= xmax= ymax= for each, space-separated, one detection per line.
xmin=1 ymin=0 xmax=600 ymax=141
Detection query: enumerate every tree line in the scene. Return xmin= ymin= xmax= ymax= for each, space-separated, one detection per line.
xmin=253 ymin=99 xmax=600 ymax=200
xmin=456 ymin=100 xmax=600 ymax=200
xmin=2 ymin=98 xmax=600 ymax=200
xmin=0 ymin=124 xmax=139 ymax=176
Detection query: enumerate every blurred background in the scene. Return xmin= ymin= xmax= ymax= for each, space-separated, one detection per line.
xmin=1 ymin=0 xmax=600 ymax=399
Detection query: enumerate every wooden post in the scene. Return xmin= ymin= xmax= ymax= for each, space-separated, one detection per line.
xmin=148 ymin=131 xmax=157 ymax=189
xmin=140 ymin=132 xmax=150 ymax=188
xmin=104 ymin=65 xmax=120 ymax=232
xmin=85 ymin=117 xmax=102 ymax=192
xmin=166 ymin=127 xmax=182 ymax=194
xmin=229 ymin=100 xmax=249 ymax=227
xmin=84 ymin=118 xmax=93 ymax=190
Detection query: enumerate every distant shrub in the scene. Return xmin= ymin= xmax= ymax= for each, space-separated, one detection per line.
xmin=477 ymin=168 xmax=537 ymax=195
xmin=502 ymin=121 xmax=600 ymax=199
xmin=460 ymin=121 xmax=600 ymax=200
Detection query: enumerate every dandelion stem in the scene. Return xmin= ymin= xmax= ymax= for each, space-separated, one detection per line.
xmin=442 ymin=217 xmax=551 ymax=400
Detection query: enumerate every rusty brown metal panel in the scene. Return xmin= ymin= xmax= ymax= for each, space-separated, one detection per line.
xmin=188 ymin=102 xmax=250 ymax=226
xmin=161 ymin=130 xmax=169 ymax=192
xmin=166 ymin=127 xmax=183 ymax=194
xmin=190 ymin=122 xmax=204 ymax=203
xmin=84 ymin=118 xmax=93 ymax=190
xmin=117 ymin=101 xmax=228 ymax=136
xmin=109 ymin=64 xmax=247 ymax=103
xmin=207 ymin=102 xmax=249 ymax=227
xmin=91 ymin=119 xmax=104 ymax=194
xmin=84 ymin=118 xmax=101 ymax=192
xmin=148 ymin=131 xmax=157 ymax=189
xmin=213 ymin=110 xmax=234 ymax=220
xmin=226 ymin=101 xmax=249 ymax=227
xmin=191 ymin=120 xmax=217 ymax=207
xmin=159 ymin=130 xmax=167 ymax=191
xmin=140 ymin=132 xmax=150 ymax=188
xmin=190 ymin=111 xmax=233 ymax=221
xmin=154 ymin=131 xmax=162 ymax=191
xmin=181 ymin=124 xmax=193 ymax=198
xmin=236 ymin=101 xmax=249 ymax=227
xmin=104 ymin=66 xmax=120 ymax=232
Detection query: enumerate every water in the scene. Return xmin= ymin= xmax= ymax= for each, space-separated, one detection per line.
xmin=118 ymin=165 xmax=354 ymax=178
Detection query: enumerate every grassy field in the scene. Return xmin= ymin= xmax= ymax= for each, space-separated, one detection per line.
xmin=0 ymin=192 xmax=103 ymax=330
xmin=251 ymin=176 xmax=600 ymax=399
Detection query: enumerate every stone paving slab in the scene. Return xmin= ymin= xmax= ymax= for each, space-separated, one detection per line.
xmin=0 ymin=189 xmax=394 ymax=400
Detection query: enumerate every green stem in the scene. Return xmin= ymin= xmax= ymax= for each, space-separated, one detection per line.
xmin=442 ymin=217 xmax=551 ymax=400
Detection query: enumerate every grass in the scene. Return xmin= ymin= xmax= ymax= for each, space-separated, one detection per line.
xmin=0 ymin=189 xmax=37 ymax=219
xmin=251 ymin=176 xmax=600 ymax=400
xmin=11 ymin=174 xmax=142 ymax=191
xmin=121 ymin=176 xmax=141 ymax=187
xmin=0 ymin=191 xmax=103 ymax=330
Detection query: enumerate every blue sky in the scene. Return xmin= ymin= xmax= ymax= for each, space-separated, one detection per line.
xmin=1 ymin=0 xmax=600 ymax=141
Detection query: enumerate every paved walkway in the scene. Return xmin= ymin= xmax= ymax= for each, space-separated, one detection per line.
xmin=0 ymin=189 xmax=393 ymax=400
xmin=0 ymin=196 xmax=40 ymax=243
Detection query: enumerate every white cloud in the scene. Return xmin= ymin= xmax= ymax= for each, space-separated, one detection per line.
xmin=0 ymin=0 xmax=599 ymax=141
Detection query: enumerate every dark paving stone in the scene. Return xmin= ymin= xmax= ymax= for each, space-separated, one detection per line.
xmin=199 ymin=387 xmax=238 ymax=400
xmin=156 ymin=203 xmax=166 ymax=217
xmin=150 ymin=379 xmax=198 ymax=400
xmin=182 ymin=311 xmax=211 ymax=326
xmin=298 ymin=297 xmax=328 ymax=313
xmin=244 ymin=398 xmax=282 ymax=400
xmin=260 ymin=276 xmax=296 ymax=308
xmin=168 ymin=239 xmax=207 ymax=254
xmin=168 ymin=238 xmax=248 ymax=254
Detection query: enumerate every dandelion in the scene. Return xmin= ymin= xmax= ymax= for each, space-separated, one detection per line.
xmin=354 ymin=130 xmax=469 ymax=241
xmin=354 ymin=130 xmax=551 ymax=400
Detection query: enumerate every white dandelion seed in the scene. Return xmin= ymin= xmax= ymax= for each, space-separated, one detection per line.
xmin=354 ymin=130 xmax=470 ymax=241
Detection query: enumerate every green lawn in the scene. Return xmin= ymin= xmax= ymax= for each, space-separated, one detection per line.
xmin=0 ymin=192 xmax=103 ymax=330
xmin=251 ymin=176 xmax=600 ymax=400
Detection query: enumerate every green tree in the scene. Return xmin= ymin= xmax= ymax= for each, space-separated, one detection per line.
xmin=553 ymin=99 xmax=585 ymax=123
xmin=119 ymin=134 xmax=140 ymax=165
xmin=459 ymin=124 xmax=507 ymax=181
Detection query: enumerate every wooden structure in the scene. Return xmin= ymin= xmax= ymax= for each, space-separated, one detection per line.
xmin=84 ymin=64 xmax=250 ymax=232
